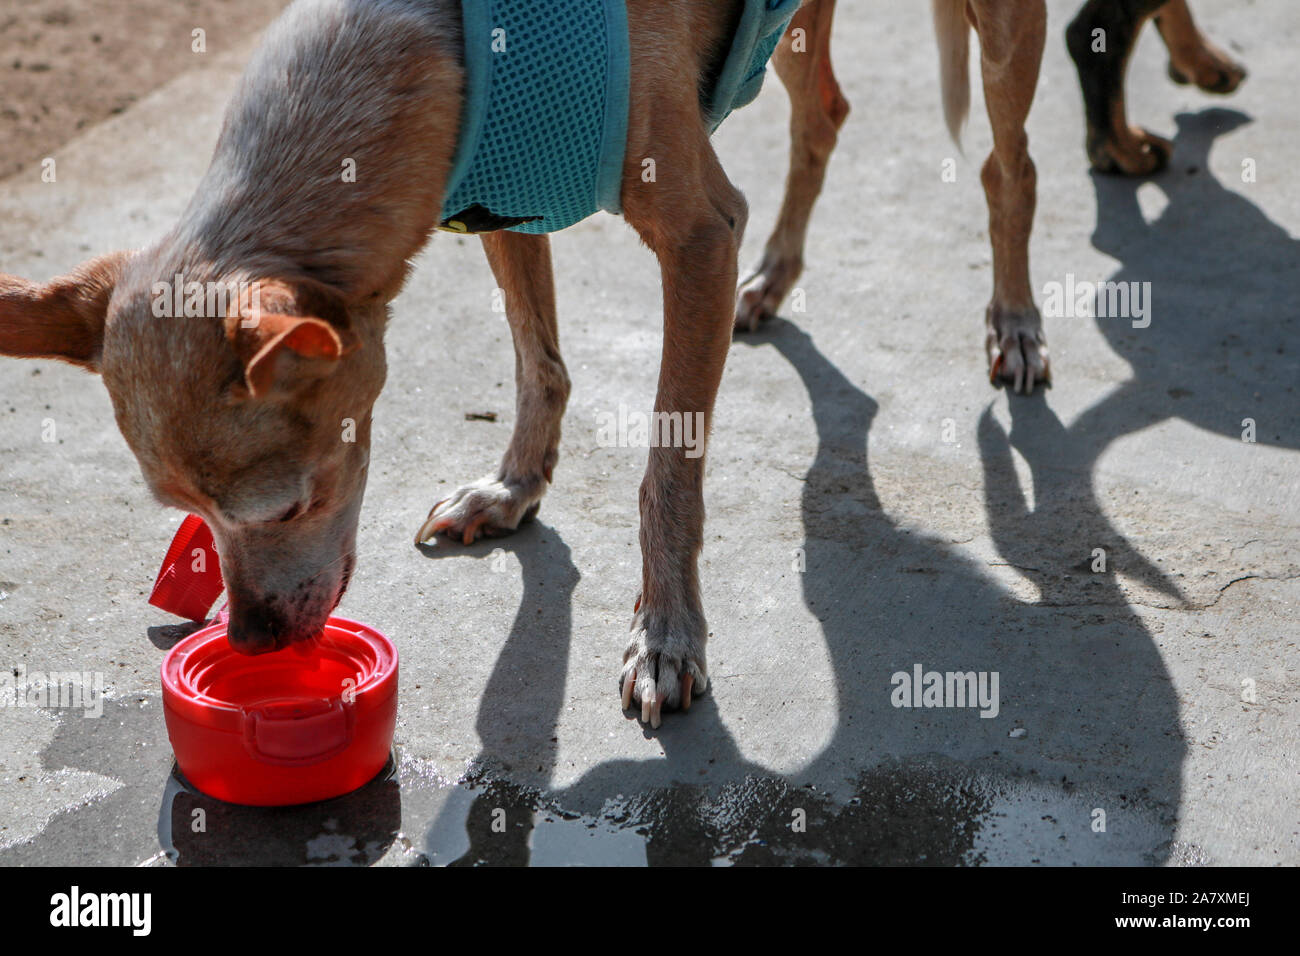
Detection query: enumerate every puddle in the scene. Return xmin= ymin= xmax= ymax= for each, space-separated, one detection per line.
xmin=1 ymin=694 xmax=1173 ymax=866
xmin=412 ymin=757 xmax=1165 ymax=866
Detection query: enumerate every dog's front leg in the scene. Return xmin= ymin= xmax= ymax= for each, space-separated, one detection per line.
xmin=415 ymin=232 xmax=570 ymax=544
xmin=619 ymin=143 xmax=748 ymax=728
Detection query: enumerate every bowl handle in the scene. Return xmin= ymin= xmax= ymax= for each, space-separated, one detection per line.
xmin=241 ymin=698 xmax=354 ymax=766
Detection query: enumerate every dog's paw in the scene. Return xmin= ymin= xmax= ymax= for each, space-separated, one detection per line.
xmin=1088 ymin=126 xmax=1173 ymax=176
xmin=619 ymin=599 xmax=708 ymax=729
xmin=1167 ymin=46 xmax=1246 ymax=95
xmin=735 ymin=251 xmax=802 ymax=333
xmin=986 ymin=304 xmax=1050 ymax=395
xmin=413 ymin=475 xmax=542 ymax=545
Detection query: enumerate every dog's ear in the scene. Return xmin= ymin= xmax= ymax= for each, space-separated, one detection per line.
xmin=0 ymin=251 xmax=131 ymax=371
xmin=225 ymin=279 xmax=360 ymax=399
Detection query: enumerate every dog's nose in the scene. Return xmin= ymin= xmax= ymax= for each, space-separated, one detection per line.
xmin=225 ymin=602 xmax=290 ymax=655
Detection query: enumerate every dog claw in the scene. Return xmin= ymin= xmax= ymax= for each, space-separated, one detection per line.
xmin=462 ymin=512 xmax=490 ymax=545
xmin=413 ymin=501 xmax=449 ymax=544
xmin=621 ymin=671 xmax=635 ymax=710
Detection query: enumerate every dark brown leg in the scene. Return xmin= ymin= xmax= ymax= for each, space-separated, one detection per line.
xmin=1067 ymin=0 xmax=1173 ymax=175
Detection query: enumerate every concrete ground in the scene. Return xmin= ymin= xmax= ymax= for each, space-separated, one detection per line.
xmin=0 ymin=0 xmax=1296 ymax=866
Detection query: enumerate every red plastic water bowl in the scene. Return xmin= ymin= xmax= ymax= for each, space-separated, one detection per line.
xmin=161 ymin=617 xmax=397 ymax=806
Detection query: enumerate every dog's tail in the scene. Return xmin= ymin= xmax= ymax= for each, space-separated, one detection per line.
xmin=932 ymin=0 xmax=970 ymax=145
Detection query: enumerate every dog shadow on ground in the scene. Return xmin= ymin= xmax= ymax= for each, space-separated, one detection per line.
xmin=429 ymin=312 xmax=1187 ymax=864
xmin=979 ymin=106 xmax=1297 ymax=628
xmin=1078 ymin=107 xmax=1298 ymax=453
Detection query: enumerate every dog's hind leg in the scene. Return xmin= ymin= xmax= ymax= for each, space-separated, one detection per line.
xmin=415 ymin=232 xmax=570 ymax=545
xmin=970 ymin=0 xmax=1049 ymax=393
xmin=1155 ymin=1 xmax=1246 ymax=94
xmin=736 ymin=0 xmax=849 ymax=333
xmin=619 ymin=131 xmax=747 ymax=727
xmin=1066 ymin=0 xmax=1173 ymax=175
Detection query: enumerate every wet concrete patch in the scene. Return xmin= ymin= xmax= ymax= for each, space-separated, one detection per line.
xmin=0 ymin=695 xmax=1173 ymax=866
xmin=419 ymin=756 xmax=1172 ymax=866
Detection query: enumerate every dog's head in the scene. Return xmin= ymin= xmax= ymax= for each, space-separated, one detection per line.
xmin=0 ymin=251 xmax=387 ymax=653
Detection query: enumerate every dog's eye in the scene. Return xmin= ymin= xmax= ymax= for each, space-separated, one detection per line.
xmin=276 ymin=502 xmax=303 ymax=523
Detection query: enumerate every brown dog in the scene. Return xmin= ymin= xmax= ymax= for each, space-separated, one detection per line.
xmin=0 ymin=0 xmax=1247 ymax=730
xmin=738 ymin=0 xmax=1244 ymax=395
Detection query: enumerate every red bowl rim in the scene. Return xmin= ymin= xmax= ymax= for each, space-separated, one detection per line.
xmin=161 ymin=616 xmax=397 ymax=728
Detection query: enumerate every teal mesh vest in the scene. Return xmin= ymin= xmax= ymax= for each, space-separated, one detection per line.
xmin=439 ymin=0 xmax=801 ymax=235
